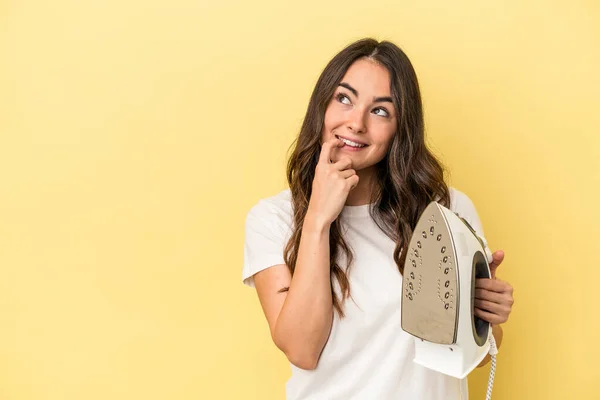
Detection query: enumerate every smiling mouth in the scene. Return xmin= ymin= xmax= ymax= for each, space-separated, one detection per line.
xmin=335 ymin=135 xmax=368 ymax=148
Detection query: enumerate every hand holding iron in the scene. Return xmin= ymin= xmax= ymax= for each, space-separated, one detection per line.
xmin=474 ymin=250 xmax=514 ymax=325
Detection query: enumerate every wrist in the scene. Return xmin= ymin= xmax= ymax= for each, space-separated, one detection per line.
xmin=303 ymin=210 xmax=331 ymax=234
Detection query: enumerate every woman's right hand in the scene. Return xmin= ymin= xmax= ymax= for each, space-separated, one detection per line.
xmin=306 ymin=137 xmax=359 ymax=227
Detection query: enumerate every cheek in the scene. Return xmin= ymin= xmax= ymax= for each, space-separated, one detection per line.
xmin=367 ymin=132 xmax=395 ymax=163
xmin=324 ymin=107 xmax=339 ymax=125
xmin=383 ymin=135 xmax=395 ymax=152
xmin=321 ymin=107 xmax=341 ymax=139
xmin=372 ymin=126 xmax=396 ymax=153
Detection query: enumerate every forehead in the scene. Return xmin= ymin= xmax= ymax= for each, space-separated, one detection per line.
xmin=340 ymin=58 xmax=391 ymax=95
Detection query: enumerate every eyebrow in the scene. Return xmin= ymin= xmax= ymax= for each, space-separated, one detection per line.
xmin=338 ymin=82 xmax=393 ymax=104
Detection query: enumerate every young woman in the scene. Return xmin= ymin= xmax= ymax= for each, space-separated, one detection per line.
xmin=242 ymin=38 xmax=514 ymax=400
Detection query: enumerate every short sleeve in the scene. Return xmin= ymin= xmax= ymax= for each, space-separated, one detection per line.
xmin=449 ymin=188 xmax=494 ymax=264
xmin=242 ymin=200 xmax=291 ymax=287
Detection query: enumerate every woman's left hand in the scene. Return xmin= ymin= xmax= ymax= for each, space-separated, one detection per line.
xmin=474 ymin=250 xmax=514 ymax=325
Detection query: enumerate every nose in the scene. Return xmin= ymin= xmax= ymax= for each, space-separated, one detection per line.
xmin=346 ymin=107 xmax=366 ymax=134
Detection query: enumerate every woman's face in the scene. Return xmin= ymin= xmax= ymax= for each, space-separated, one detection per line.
xmin=321 ymin=58 xmax=397 ymax=171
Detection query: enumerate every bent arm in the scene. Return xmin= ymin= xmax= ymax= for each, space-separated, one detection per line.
xmin=253 ymin=214 xmax=333 ymax=370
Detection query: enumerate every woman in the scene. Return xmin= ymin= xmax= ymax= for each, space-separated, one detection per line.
xmin=242 ymin=38 xmax=514 ymax=400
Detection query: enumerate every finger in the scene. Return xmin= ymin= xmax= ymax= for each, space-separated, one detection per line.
xmin=489 ymin=250 xmax=504 ymax=279
xmin=319 ymin=137 xmax=344 ymax=165
xmin=490 ymin=250 xmax=504 ymax=269
xmin=474 ymin=299 xmax=508 ymax=314
xmin=333 ymin=157 xmax=352 ymax=171
xmin=474 ymin=307 xmax=506 ymax=325
xmin=339 ymin=169 xmax=356 ymax=179
xmin=347 ymin=175 xmax=360 ymax=190
xmin=474 ymin=288 xmax=506 ymax=304
xmin=476 ymin=278 xmax=512 ymax=293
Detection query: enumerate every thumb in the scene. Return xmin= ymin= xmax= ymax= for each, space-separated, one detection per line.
xmin=489 ymin=250 xmax=504 ymax=279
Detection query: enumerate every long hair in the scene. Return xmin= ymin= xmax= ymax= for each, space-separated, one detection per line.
xmin=283 ymin=38 xmax=450 ymax=317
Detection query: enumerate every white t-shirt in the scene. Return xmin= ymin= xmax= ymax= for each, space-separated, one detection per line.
xmin=242 ymin=187 xmax=493 ymax=400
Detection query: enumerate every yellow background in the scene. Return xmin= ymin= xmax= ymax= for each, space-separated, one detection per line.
xmin=1 ymin=0 xmax=598 ymax=399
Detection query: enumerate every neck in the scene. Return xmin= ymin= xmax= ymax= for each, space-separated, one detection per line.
xmin=345 ymin=167 xmax=378 ymax=206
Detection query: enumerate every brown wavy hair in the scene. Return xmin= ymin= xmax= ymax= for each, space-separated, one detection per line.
xmin=282 ymin=38 xmax=450 ymax=317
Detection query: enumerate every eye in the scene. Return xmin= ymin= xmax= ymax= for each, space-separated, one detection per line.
xmin=335 ymin=93 xmax=352 ymax=105
xmin=373 ymin=107 xmax=390 ymax=117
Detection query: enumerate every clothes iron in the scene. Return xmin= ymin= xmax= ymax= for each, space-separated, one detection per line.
xmin=401 ymin=201 xmax=498 ymax=398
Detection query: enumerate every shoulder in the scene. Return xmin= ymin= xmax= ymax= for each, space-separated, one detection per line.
xmin=448 ymin=186 xmax=486 ymax=233
xmin=447 ymin=187 xmax=493 ymax=261
xmin=242 ymin=189 xmax=293 ymax=287
xmin=246 ymin=188 xmax=294 ymax=233
xmin=448 ymin=187 xmax=477 ymax=215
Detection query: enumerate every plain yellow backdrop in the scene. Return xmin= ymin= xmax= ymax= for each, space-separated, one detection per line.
xmin=1 ymin=0 xmax=598 ymax=399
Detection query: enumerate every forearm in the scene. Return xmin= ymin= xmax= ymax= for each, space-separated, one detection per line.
xmin=477 ymin=324 xmax=503 ymax=368
xmin=273 ymin=214 xmax=333 ymax=369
